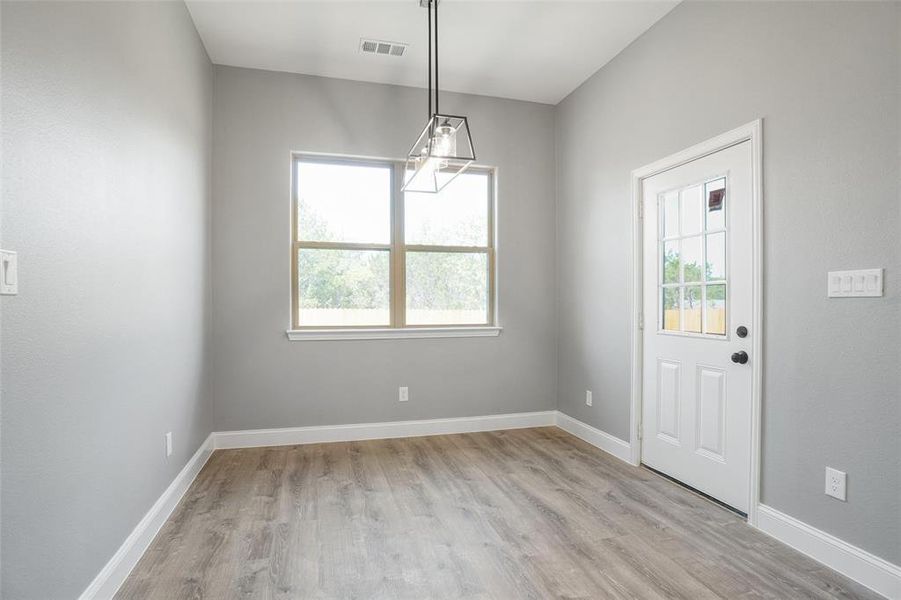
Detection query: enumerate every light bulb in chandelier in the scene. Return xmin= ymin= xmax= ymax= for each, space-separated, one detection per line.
xmin=432 ymin=121 xmax=457 ymax=157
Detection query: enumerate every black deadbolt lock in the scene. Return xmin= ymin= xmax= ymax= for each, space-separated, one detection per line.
xmin=736 ymin=326 xmax=748 ymax=338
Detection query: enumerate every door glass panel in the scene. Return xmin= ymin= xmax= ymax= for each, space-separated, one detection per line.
xmin=682 ymin=236 xmax=703 ymax=284
xmin=683 ymin=286 xmax=702 ymax=333
xmin=705 ymin=284 xmax=726 ymax=335
xmin=705 ymin=178 xmax=726 ymax=231
xmin=662 ymin=241 xmax=680 ymax=284
xmin=662 ymin=190 xmax=679 ymax=238
xmin=662 ymin=288 xmax=680 ymax=331
xmin=657 ymin=177 xmax=728 ymax=336
xmin=706 ymin=232 xmax=726 ymax=282
xmin=680 ymin=185 xmax=703 ymax=236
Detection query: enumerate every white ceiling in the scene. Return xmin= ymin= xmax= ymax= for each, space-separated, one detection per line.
xmin=186 ymin=1 xmax=678 ymax=105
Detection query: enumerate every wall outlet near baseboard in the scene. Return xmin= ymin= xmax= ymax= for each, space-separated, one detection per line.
xmin=165 ymin=432 xmax=173 ymax=458
xmin=825 ymin=467 xmax=846 ymax=501
xmin=585 ymin=390 xmax=592 ymax=407
xmin=0 ymin=250 xmax=18 ymax=295
xmin=398 ymin=386 xmax=409 ymax=402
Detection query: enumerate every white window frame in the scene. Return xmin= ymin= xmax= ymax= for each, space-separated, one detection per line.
xmin=287 ymin=152 xmax=500 ymax=341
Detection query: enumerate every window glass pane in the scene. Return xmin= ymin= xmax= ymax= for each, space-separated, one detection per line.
xmin=297 ymin=161 xmax=391 ymax=244
xmin=705 ymin=178 xmax=726 ymax=231
xmin=662 ymin=241 xmax=680 ymax=284
xmin=662 ymin=287 xmax=680 ymax=331
xmin=682 ymin=235 xmax=703 ymax=284
xmin=706 ymin=232 xmax=726 ymax=281
xmin=406 ymin=252 xmax=488 ymax=325
xmin=405 ymin=172 xmax=489 ymax=246
xmin=661 ymin=190 xmax=679 ymax=239
xmin=297 ymin=248 xmax=390 ymax=326
xmin=680 ymin=184 xmax=703 ymax=236
xmin=705 ymin=284 xmax=726 ymax=335
xmin=683 ymin=286 xmax=702 ymax=333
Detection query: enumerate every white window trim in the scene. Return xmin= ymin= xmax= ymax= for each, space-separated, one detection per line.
xmin=286 ymin=325 xmax=502 ymax=341
xmin=288 ymin=152 xmax=498 ymax=340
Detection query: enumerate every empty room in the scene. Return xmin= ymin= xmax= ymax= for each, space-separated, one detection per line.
xmin=2 ymin=0 xmax=899 ymax=598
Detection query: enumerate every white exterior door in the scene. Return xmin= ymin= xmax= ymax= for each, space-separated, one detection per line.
xmin=641 ymin=141 xmax=753 ymax=513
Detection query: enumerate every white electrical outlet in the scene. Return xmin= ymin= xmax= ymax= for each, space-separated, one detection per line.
xmin=398 ymin=386 xmax=409 ymax=402
xmin=825 ymin=467 xmax=846 ymax=501
xmin=165 ymin=432 xmax=173 ymax=458
xmin=0 ymin=250 xmax=18 ymax=295
xmin=585 ymin=390 xmax=593 ymax=407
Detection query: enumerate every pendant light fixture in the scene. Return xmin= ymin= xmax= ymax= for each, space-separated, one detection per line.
xmin=402 ymin=0 xmax=475 ymax=194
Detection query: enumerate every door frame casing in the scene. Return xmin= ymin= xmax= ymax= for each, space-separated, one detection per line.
xmin=628 ymin=120 xmax=764 ymax=525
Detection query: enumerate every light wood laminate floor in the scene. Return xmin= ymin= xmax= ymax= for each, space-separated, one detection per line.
xmin=117 ymin=427 xmax=880 ymax=599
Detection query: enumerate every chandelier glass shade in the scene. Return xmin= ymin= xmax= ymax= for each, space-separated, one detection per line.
xmin=404 ymin=114 xmax=475 ymax=193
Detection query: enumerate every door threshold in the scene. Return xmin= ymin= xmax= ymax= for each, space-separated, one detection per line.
xmin=641 ymin=464 xmax=748 ymax=519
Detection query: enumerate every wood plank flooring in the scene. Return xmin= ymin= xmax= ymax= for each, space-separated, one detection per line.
xmin=116 ymin=427 xmax=881 ymax=599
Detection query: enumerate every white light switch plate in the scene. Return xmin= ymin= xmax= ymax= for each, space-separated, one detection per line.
xmin=827 ymin=269 xmax=882 ymax=298
xmin=0 ymin=250 xmax=17 ymax=295
xmin=398 ymin=386 xmax=409 ymax=402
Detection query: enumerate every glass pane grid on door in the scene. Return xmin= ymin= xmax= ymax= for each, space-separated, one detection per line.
xmin=659 ymin=177 xmax=728 ymax=336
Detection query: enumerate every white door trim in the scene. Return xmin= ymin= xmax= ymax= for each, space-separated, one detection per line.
xmin=629 ymin=120 xmax=764 ymax=525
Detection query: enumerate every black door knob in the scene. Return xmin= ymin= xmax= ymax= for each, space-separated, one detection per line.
xmin=731 ymin=351 xmax=749 ymax=364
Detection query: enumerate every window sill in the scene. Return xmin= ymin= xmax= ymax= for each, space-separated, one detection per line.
xmin=285 ymin=326 xmax=502 ymax=341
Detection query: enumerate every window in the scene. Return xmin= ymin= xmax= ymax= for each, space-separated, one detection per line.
xmin=291 ymin=155 xmax=495 ymax=333
xmin=659 ymin=177 xmax=727 ymax=336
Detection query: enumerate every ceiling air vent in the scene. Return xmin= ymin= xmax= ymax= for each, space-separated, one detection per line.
xmin=360 ymin=38 xmax=408 ymax=57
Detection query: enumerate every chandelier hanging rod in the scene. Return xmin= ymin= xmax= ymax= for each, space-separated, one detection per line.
xmin=424 ymin=0 xmax=441 ymax=119
xmin=434 ymin=0 xmax=438 ymax=116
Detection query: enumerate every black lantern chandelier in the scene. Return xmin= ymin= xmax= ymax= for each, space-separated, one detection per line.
xmin=401 ymin=0 xmax=476 ymax=194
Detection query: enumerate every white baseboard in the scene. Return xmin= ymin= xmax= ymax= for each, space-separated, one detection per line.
xmin=215 ymin=410 xmax=558 ymax=449
xmin=755 ymin=504 xmax=901 ymax=599
xmin=78 ymin=433 xmax=215 ymax=600
xmin=554 ymin=411 xmax=633 ymax=464
xmin=79 ymin=414 xmax=898 ymax=600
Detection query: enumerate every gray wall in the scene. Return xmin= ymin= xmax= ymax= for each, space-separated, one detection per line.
xmin=555 ymin=1 xmax=900 ymax=564
xmin=0 ymin=2 xmax=213 ymax=598
xmin=211 ymin=66 xmax=556 ymax=431
xmin=2 ymin=2 xmax=898 ymax=597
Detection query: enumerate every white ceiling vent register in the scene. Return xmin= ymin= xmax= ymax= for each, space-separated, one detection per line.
xmin=360 ymin=38 xmax=408 ymax=57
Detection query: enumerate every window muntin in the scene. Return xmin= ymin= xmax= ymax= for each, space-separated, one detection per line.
xmin=291 ymin=155 xmax=495 ymax=329
xmin=659 ymin=176 xmax=727 ymax=336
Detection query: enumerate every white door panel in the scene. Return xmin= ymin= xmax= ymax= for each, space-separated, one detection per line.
xmin=641 ymin=141 xmax=752 ymax=513
xmin=696 ymin=366 xmax=726 ymax=459
xmin=656 ymin=360 xmax=681 ymax=443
